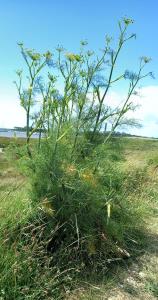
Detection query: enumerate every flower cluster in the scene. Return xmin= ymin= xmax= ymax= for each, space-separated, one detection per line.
xmin=80 ymin=40 xmax=88 ymax=46
xmin=87 ymin=50 xmax=94 ymax=57
xmin=56 ymin=45 xmax=65 ymax=52
xmin=26 ymin=50 xmax=41 ymax=61
xmin=44 ymin=51 xmax=56 ymax=67
xmin=65 ymin=53 xmax=81 ymax=62
xmin=123 ymin=17 xmax=134 ymax=26
xmin=141 ymin=56 xmax=151 ymax=64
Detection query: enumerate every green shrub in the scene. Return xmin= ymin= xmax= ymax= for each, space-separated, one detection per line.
xmin=21 ymin=136 xmax=149 ymax=265
xmin=0 ymin=17 xmax=154 ymax=299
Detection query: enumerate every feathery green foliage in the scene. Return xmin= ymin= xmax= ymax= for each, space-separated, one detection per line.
xmin=0 ymin=17 xmax=156 ymax=299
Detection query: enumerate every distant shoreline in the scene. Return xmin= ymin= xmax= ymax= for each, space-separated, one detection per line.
xmin=0 ymin=131 xmax=40 ymax=138
xmin=0 ymin=130 xmax=157 ymax=141
xmin=0 ymin=127 xmax=158 ymax=140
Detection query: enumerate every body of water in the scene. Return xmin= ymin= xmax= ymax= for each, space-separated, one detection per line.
xmin=0 ymin=131 xmax=40 ymax=138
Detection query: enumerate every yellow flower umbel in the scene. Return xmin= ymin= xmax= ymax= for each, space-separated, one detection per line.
xmin=65 ymin=53 xmax=81 ymax=62
xmin=80 ymin=169 xmax=97 ymax=187
xmin=62 ymin=162 xmax=77 ymax=176
xmin=66 ymin=164 xmax=77 ymax=175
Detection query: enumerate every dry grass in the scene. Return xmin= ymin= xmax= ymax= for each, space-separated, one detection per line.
xmin=0 ymin=137 xmax=158 ymax=299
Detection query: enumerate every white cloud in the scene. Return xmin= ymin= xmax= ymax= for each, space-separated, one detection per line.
xmin=131 ymin=86 xmax=158 ymax=120
xmin=0 ymin=89 xmax=25 ymax=128
xmin=127 ymin=86 xmax=158 ymax=137
xmin=103 ymin=86 xmax=158 ymax=138
xmin=0 ymin=85 xmax=158 ymax=137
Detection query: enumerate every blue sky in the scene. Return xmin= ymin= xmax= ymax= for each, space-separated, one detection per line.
xmin=0 ymin=0 xmax=158 ymax=136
